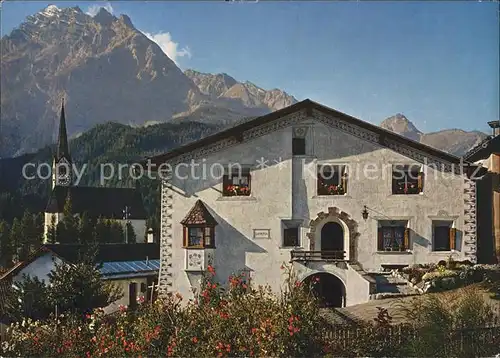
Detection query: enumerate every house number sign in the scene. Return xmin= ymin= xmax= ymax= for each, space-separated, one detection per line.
xmin=253 ymin=229 xmax=270 ymax=239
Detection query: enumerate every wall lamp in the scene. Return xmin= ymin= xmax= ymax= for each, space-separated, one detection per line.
xmin=362 ymin=205 xmax=369 ymax=220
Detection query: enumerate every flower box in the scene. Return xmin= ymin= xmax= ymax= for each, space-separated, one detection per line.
xmin=223 ymin=185 xmax=251 ymax=197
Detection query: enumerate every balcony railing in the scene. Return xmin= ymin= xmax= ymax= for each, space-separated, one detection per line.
xmin=291 ymin=250 xmax=346 ymax=262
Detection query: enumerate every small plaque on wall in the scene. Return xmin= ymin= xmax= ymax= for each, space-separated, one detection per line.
xmin=253 ymin=229 xmax=270 ymax=239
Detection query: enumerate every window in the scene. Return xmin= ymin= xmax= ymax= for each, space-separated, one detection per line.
xmin=317 ymin=165 xmax=348 ymax=195
xmin=183 ymin=226 xmax=215 ymax=248
xmin=292 ymin=137 xmax=306 ymax=155
xmin=223 ymin=168 xmax=251 ymax=196
xmin=433 ymin=221 xmax=456 ymax=251
xmin=283 ymin=227 xmax=300 ymax=247
xmin=188 ymin=227 xmax=203 ymax=246
xmin=392 ymin=165 xmax=424 ymax=195
xmin=377 ymin=220 xmax=409 ymax=252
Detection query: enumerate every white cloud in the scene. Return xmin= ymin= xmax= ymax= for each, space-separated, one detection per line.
xmin=141 ymin=31 xmax=192 ymax=66
xmin=86 ymin=2 xmax=114 ymax=17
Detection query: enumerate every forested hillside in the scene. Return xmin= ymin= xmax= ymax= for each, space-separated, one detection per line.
xmin=0 ymin=120 xmax=223 ymax=227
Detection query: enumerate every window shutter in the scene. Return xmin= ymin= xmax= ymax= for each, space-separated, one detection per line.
xmin=418 ymin=171 xmax=425 ymax=192
xmin=404 ymin=228 xmax=410 ymax=251
xmin=377 ymin=227 xmax=383 ymax=251
xmin=449 ymin=227 xmax=457 ymax=250
xmin=341 ymin=167 xmax=348 ymax=193
xmin=183 ymin=226 xmax=187 ymax=247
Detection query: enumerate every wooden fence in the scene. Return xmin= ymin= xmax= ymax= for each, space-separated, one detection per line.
xmin=324 ymin=324 xmax=500 ymax=357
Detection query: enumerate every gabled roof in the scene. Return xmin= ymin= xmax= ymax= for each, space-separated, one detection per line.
xmin=181 ymin=200 xmax=218 ymax=226
xmin=463 ymin=135 xmax=500 ymax=162
xmin=0 ymin=243 xmax=160 ymax=281
xmin=45 ymin=186 xmax=147 ymax=219
xmin=145 ymin=99 xmax=466 ymax=166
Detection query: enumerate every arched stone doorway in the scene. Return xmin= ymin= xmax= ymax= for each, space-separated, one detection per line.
xmin=321 ymin=222 xmax=344 ymax=259
xmin=303 ymin=272 xmax=346 ymax=307
xmin=307 ymin=207 xmax=360 ymax=262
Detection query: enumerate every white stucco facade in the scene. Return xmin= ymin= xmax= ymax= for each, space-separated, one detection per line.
xmin=13 ymin=252 xmax=63 ymax=285
xmin=158 ymin=106 xmax=475 ymax=306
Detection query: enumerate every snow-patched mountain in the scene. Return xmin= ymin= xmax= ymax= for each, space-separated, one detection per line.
xmin=0 ymin=5 xmax=487 ymax=158
xmin=1 ymin=6 xmax=296 ymax=157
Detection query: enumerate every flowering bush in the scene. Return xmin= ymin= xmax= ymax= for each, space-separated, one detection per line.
xmin=422 ymin=269 xmax=458 ymax=282
xmin=402 ymin=265 xmax=428 ymax=283
xmin=2 ymin=264 xmax=327 ymax=357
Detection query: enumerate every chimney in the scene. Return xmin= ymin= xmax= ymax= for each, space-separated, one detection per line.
xmin=147 ymin=228 xmax=154 ymax=243
xmin=488 ymin=120 xmax=500 ymax=137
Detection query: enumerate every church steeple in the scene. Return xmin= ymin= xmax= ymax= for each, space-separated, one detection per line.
xmin=56 ymin=99 xmax=70 ymax=161
xmin=52 ymin=98 xmax=72 ymax=189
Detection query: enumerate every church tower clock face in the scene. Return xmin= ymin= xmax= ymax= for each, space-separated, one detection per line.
xmin=55 ymin=158 xmax=71 ymax=186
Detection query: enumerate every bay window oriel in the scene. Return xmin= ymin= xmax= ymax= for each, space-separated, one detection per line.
xmin=180 ymin=200 xmax=218 ymax=249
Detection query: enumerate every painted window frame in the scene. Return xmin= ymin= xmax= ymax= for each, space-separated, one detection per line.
xmin=377 ymin=220 xmax=410 ymax=252
xmin=222 ymin=167 xmax=251 ymax=197
xmin=317 ymin=164 xmax=348 ymax=196
xmin=432 ymin=220 xmax=457 ymax=252
xmin=391 ymin=164 xmax=424 ymax=195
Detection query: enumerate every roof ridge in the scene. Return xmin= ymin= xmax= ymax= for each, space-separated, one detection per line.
xmin=145 ymin=99 xmax=466 ymax=166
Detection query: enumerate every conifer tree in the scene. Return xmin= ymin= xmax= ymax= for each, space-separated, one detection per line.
xmin=9 ymin=218 xmax=22 ymax=262
xmin=94 ymin=217 xmax=109 ymax=244
xmin=47 ymin=246 xmax=122 ymax=316
xmin=78 ymin=212 xmax=95 ymax=244
xmin=58 ymin=192 xmax=79 ymax=243
xmin=109 ymin=220 xmax=125 ymax=243
xmin=0 ymin=220 xmax=12 ymax=268
xmin=20 ymin=211 xmax=42 ymax=256
xmin=125 ymin=222 xmax=137 ymax=244
xmin=46 ymin=215 xmax=58 ymax=244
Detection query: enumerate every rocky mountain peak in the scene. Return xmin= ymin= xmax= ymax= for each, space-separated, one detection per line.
xmin=380 ymin=113 xmax=422 ymax=141
xmin=41 ymin=4 xmax=62 ymax=16
xmin=380 ymin=113 xmax=487 ymax=156
xmin=184 ymin=69 xmax=297 ymax=111
xmin=93 ymin=7 xmax=116 ymax=26
xmin=184 ymin=69 xmax=237 ymax=98
xmin=118 ymin=14 xmax=134 ymax=28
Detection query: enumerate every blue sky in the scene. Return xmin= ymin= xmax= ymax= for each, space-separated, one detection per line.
xmin=2 ymin=1 xmax=498 ymax=134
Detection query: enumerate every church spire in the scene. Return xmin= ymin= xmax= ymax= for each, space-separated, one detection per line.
xmin=56 ymin=98 xmax=70 ymax=161
xmin=52 ymin=98 xmax=72 ymax=189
